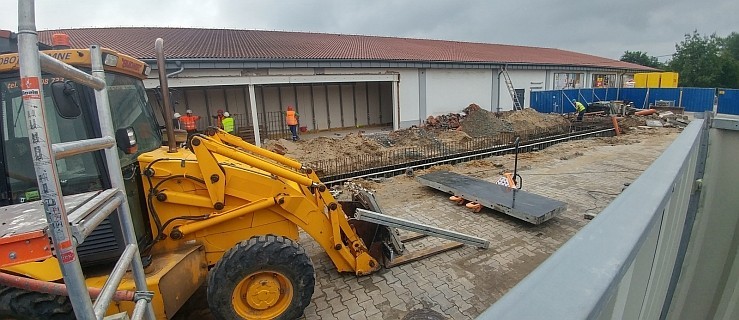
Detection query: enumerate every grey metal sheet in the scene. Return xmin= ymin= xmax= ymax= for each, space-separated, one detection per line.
xmin=0 ymin=190 xmax=107 ymax=237
xmin=417 ymin=171 xmax=566 ymax=224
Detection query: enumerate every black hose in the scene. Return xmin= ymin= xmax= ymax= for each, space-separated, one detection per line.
xmin=513 ymin=137 xmax=523 ymax=189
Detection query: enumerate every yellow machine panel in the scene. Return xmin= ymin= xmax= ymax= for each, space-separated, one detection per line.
xmin=634 ymin=73 xmax=648 ymax=88
xmin=660 ymin=72 xmax=679 ymax=88
xmin=633 ymin=72 xmax=680 ymax=88
xmin=646 ymin=73 xmax=662 ymax=88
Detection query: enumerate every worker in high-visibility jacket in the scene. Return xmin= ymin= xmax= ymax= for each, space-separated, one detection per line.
xmin=285 ymin=105 xmax=299 ymax=141
xmin=222 ymin=111 xmax=235 ymax=134
xmin=179 ymin=109 xmax=201 ymax=144
xmin=574 ymin=100 xmax=586 ymax=122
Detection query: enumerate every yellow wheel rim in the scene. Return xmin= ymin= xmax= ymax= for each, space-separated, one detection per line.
xmin=232 ymin=271 xmax=293 ymax=319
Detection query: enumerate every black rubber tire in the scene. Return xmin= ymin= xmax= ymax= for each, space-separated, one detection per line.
xmin=207 ymin=235 xmax=315 ymax=320
xmin=0 ymin=284 xmax=74 ymax=320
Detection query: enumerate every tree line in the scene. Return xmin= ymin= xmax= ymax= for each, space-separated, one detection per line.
xmin=620 ymin=31 xmax=739 ymax=88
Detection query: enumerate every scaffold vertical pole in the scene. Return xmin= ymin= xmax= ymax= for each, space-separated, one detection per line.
xmin=16 ymin=0 xmax=96 ymax=318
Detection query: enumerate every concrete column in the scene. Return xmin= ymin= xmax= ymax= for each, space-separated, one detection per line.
xmin=418 ymin=69 xmax=427 ymax=119
xmin=248 ymin=84 xmax=261 ymax=147
xmin=392 ymin=80 xmax=400 ymax=130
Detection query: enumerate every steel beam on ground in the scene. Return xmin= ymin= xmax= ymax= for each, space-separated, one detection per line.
xmin=354 ymin=208 xmax=489 ymax=249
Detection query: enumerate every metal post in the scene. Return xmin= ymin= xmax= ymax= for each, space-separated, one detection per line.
xmin=90 ymin=46 xmax=156 ymax=320
xmin=17 ymin=1 xmax=96 ymax=318
xmin=248 ymin=84 xmax=261 ymax=146
xmin=154 ymin=39 xmax=177 ymax=153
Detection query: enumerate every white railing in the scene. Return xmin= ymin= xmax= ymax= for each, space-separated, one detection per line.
xmin=478 ymin=115 xmax=712 ymax=319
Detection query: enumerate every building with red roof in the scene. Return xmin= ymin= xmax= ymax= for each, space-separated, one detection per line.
xmin=37 ymin=28 xmax=653 ymax=138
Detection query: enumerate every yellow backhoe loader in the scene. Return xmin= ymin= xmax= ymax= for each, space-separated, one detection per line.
xmin=0 ymin=7 xmax=487 ymax=319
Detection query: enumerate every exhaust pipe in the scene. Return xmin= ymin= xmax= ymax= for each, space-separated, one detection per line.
xmin=155 ymin=38 xmax=177 ymax=153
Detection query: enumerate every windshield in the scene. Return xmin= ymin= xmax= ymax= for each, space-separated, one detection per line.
xmin=0 ymin=72 xmax=161 ymax=205
xmin=103 ymin=73 xmax=162 ymax=166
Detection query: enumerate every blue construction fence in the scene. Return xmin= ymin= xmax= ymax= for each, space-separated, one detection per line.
xmin=530 ymin=88 xmax=739 ymax=115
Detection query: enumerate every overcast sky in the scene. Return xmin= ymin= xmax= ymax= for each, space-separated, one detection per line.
xmin=2 ymin=0 xmax=737 ymax=61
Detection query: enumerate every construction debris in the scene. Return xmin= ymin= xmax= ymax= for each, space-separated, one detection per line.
xmin=646 ymin=120 xmax=664 ymax=127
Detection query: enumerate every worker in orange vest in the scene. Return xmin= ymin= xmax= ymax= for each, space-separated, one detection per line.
xmin=285 ymin=105 xmax=299 ymax=141
xmin=213 ymin=109 xmax=225 ymax=129
xmin=179 ymin=109 xmax=201 ymax=144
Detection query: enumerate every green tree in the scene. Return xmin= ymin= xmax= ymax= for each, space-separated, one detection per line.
xmin=668 ymin=31 xmax=723 ymax=87
xmin=722 ymin=32 xmax=739 ymax=61
xmin=717 ymin=32 xmax=739 ymax=88
xmin=620 ymin=51 xmax=664 ymax=69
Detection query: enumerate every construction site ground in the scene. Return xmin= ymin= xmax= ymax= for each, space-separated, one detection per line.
xmin=175 ymin=125 xmax=682 ymax=320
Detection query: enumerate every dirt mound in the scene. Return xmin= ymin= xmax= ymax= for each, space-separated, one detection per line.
xmin=266 ymin=133 xmax=383 ymax=163
xmin=425 ymin=104 xmax=570 ymax=137
xmin=617 ymin=116 xmax=647 ymax=132
xmin=386 ymin=127 xmax=442 ymax=148
xmin=436 ymin=130 xmax=472 ymax=143
xmin=460 ymin=104 xmax=514 ymax=137
xmin=499 ymin=108 xmax=570 ymax=131
xmin=268 ymin=105 xmax=576 ymax=165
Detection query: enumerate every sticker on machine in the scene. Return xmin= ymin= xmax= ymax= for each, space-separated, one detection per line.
xmin=20 ymin=77 xmax=41 ymax=100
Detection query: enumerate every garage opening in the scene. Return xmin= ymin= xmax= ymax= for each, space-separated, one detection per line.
xmin=148 ymin=81 xmax=394 ymax=143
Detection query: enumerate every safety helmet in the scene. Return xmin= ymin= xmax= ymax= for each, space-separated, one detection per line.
xmin=173 ymin=112 xmax=181 ymax=118
xmin=186 ymin=109 xmax=193 ymax=114
xmin=223 ymin=112 xmax=230 ymax=117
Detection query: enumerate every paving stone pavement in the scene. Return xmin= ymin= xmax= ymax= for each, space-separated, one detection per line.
xmin=298 ymin=129 xmax=680 ymax=320
xmin=172 ymin=128 xmax=680 ymax=319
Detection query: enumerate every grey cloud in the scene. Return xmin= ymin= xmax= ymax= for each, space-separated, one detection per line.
xmin=1 ymin=0 xmax=736 ymax=60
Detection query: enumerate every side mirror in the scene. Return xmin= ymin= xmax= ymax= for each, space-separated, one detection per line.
xmin=115 ymin=127 xmax=138 ymax=154
xmin=50 ymin=80 xmax=82 ymax=119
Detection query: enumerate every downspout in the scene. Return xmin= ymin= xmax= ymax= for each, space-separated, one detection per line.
xmin=167 ymin=60 xmax=184 ymax=78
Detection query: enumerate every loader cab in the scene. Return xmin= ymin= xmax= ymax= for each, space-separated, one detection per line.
xmin=0 ymin=59 xmax=162 ymax=265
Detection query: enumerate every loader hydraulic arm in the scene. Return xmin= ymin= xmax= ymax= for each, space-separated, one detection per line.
xmin=146 ymin=128 xmax=380 ymax=275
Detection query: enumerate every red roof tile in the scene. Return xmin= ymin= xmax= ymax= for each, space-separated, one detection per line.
xmin=37 ymin=28 xmax=650 ymax=70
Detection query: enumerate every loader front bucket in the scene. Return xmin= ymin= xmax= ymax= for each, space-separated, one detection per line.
xmin=340 ymin=191 xmax=401 ymax=267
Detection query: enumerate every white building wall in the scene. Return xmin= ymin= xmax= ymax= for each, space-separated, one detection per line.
xmin=394 ymin=69 xmax=420 ymax=128
xmin=425 ymin=69 xmax=493 ymax=115
xmin=156 ymin=66 xmax=628 ymax=133
xmin=498 ymin=70 xmax=547 ymax=110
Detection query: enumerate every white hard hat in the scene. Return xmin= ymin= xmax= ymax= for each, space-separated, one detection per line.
xmin=186 ymin=109 xmax=193 ymax=114
xmin=173 ymin=112 xmax=181 ymax=118
xmin=223 ymin=111 xmax=230 ymax=117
